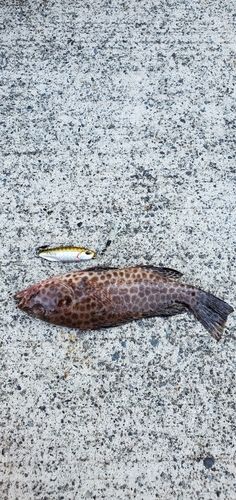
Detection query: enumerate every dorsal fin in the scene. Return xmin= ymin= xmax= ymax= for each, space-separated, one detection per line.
xmin=140 ymin=265 xmax=183 ymax=279
xmin=83 ymin=265 xmax=117 ymax=272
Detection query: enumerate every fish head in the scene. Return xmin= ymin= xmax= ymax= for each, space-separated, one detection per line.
xmin=79 ymin=249 xmax=97 ymax=260
xmin=14 ymin=280 xmax=75 ymax=323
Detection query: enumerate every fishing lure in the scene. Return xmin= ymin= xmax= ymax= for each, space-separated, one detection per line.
xmin=37 ymin=246 xmax=97 ymax=262
xmin=14 ymin=265 xmax=234 ymax=341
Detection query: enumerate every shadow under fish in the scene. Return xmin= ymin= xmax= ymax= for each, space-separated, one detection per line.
xmin=14 ymin=265 xmax=234 ymax=341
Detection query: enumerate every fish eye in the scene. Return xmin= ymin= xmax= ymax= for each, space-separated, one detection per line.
xmin=32 ymin=303 xmax=46 ymax=315
xmin=85 ymin=250 xmax=92 ymax=255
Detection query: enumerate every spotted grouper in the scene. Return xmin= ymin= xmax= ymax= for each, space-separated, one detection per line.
xmin=14 ymin=265 xmax=234 ymax=341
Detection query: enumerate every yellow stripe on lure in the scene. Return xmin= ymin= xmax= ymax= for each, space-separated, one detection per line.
xmin=37 ymin=246 xmax=97 ymax=262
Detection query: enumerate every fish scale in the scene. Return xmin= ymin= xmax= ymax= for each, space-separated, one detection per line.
xmin=14 ymin=265 xmax=234 ymax=341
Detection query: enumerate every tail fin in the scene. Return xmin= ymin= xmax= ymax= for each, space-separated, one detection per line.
xmin=193 ymin=291 xmax=234 ymax=341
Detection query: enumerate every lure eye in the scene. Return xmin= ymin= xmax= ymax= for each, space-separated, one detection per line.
xmin=32 ymin=303 xmax=46 ymax=316
xmin=85 ymin=250 xmax=92 ymax=255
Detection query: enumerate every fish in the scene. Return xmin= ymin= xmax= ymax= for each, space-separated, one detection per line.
xmin=14 ymin=265 xmax=234 ymax=341
xmin=37 ymin=246 xmax=97 ymax=262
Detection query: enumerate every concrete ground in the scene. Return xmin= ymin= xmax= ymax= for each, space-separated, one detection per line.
xmin=0 ymin=1 xmax=235 ymax=499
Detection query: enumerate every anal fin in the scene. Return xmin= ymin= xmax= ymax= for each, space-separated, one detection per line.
xmin=142 ymin=303 xmax=188 ymax=318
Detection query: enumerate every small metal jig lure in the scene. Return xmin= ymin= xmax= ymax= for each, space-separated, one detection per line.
xmin=37 ymin=246 xmax=97 ymax=262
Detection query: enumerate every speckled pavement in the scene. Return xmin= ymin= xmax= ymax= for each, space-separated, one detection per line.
xmin=0 ymin=1 xmax=235 ymax=499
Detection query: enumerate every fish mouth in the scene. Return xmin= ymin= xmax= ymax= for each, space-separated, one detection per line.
xmin=14 ymin=288 xmax=46 ymax=317
xmin=14 ymin=286 xmax=40 ymax=310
